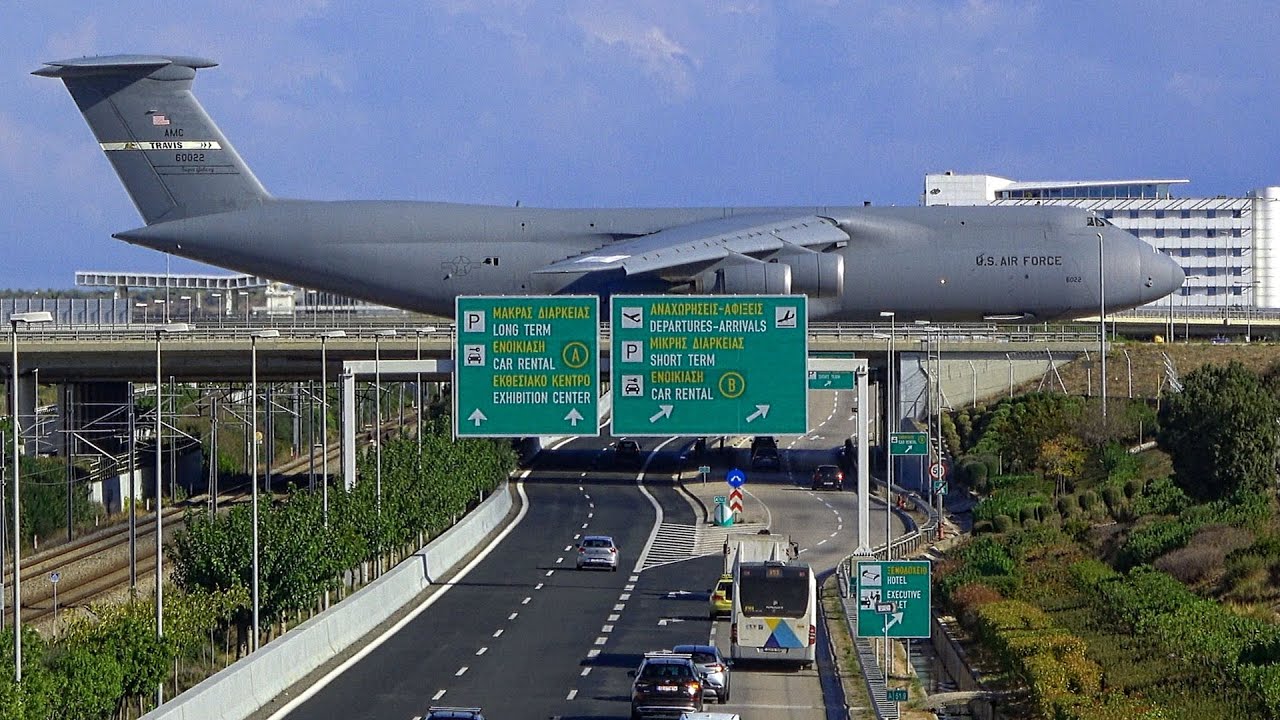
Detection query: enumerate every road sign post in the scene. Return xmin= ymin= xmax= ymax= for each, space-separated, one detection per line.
xmin=807 ymin=370 xmax=856 ymax=390
xmin=854 ymin=560 xmax=931 ymax=639
xmin=889 ymin=432 xmax=928 ymax=456
xmin=455 ymin=296 xmax=599 ymax=437
xmin=611 ymin=295 xmax=808 ymax=436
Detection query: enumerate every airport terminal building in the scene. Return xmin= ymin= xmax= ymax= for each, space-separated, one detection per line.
xmin=923 ymin=173 xmax=1280 ymax=310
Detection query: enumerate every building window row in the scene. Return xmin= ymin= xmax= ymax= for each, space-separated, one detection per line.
xmin=1105 ymin=208 xmax=1245 ymax=220
xmin=999 ymin=183 xmax=1172 ymax=200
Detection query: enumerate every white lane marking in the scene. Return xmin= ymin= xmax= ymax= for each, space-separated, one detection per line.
xmin=263 ymin=475 xmax=536 ymax=720
xmin=837 ymin=524 xmax=843 ymax=532
xmin=432 ymin=690 xmax=446 ymax=701
xmin=625 ymin=583 xmax=636 ymax=590
xmin=476 ymin=647 xmax=487 ymax=656
xmin=620 ymin=593 xmax=631 ymax=601
xmin=589 ymin=502 xmax=595 ymax=508
xmin=817 ymin=539 xmax=828 ymax=546
xmin=556 ymin=557 xmax=564 ymax=564
xmin=594 ymin=636 xmax=607 ymax=645
xmin=508 ymin=612 xmax=518 ymax=620
xmin=566 ymin=689 xmax=578 ymax=700
xmin=588 ymin=512 xmax=594 ymax=518
xmin=581 ymin=667 xmax=592 ymax=677
xmin=536 ymin=583 xmax=544 ymax=590
xmin=602 ymin=624 xmax=614 ymax=633
xmin=455 ymin=666 xmax=468 ymax=676
xmin=492 ymin=629 xmax=503 ymax=638
xmin=545 ymin=570 xmax=555 ymax=577
xmin=581 ymin=523 xmax=588 ymax=529
xmin=631 ymin=436 xmax=682 ymax=573
xmin=587 ymin=649 xmax=601 ymax=659
xmin=573 ymin=534 xmax=581 ymax=540
xmin=564 ymin=545 xmax=572 ymax=552
xmin=830 ymin=531 xmax=839 ymax=538
xmin=584 ymin=493 xmax=591 ymax=500
xmin=608 ymin=614 xmax=620 ymax=622
xmin=578 ymin=485 xmax=584 ymax=492
xmin=522 ymin=597 xmax=532 ymax=605
xmin=614 ymin=604 xmax=625 ymax=611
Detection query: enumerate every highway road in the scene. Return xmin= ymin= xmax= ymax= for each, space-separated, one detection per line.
xmin=259 ymin=387 xmax=890 ymax=720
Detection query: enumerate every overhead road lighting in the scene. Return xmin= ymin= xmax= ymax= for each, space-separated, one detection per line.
xmin=9 ymin=310 xmax=51 ymax=682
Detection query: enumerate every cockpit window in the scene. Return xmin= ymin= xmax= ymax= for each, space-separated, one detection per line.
xmin=1086 ymin=215 xmax=1113 ymax=227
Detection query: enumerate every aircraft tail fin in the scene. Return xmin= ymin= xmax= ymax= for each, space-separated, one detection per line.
xmin=35 ymin=55 xmax=269 ymax=224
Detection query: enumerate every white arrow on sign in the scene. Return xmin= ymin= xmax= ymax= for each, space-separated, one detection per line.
xmin=745 ymin=404 xmax=771 ymax=423
xmin=657 ymin=618 xmax=686 ymax=627
xmin=884 ymin=611 xmax=904 ymax=632
xmin=649 ymin=404 xmax=674 ymax=423
xmin=565 ymin=408 xmax=584 ymax=426
xmin=468 ymin=409 xmax=488 ymax=427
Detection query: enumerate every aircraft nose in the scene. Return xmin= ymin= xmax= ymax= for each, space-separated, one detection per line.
xmin=1142 ymin=246 xmax=1185 ymax=303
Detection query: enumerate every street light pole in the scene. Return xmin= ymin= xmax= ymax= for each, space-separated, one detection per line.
xmin=250 ymin=329 xmax=278 ymax=652
xmin=373 ymin=330 xmax=396 ymax=522
xmin=1098 ymin=232 xmax=1107 ymax=419
xmin=153 ymin=322 xmax=188 ymax=704
xmin=318 ymin=331 xmax=345 ymax=528
xmin=10 ymin=310 xmax=51 ymax=682
xmin=878 ymin=312 xmax=895 ymax=560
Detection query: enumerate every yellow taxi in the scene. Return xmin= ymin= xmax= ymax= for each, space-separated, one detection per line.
xmin=708 ymin=574 xmax=734 ymax=619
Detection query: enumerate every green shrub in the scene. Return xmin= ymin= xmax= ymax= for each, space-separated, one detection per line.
xmin=993 ymin=514 xmax=1014 ymax=533
xmin=1132 ymin=476 xmax=1190 ymax=517
xmin=1057 ymin=495 xmax=1078 ymax=516
xmin=1123 ymin=477 xmax=1145 ymax=499
xmin=1101 ymin=485 xmax=1124 ymax=513
xmin=1079 ymin=490 xmax=1099 ymax=511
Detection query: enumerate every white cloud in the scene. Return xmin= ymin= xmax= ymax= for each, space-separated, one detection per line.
xmin=570 ymin=7 xmax=699 ymax=99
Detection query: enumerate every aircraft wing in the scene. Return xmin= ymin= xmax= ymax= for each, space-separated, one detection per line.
xmin=534 ymin=213 xmax=848 ymax=277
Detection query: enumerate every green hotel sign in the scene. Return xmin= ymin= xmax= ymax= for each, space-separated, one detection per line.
xmin=454 ymin=296 xmax=599 ymax=437
xmin=610 ymin=295 xmax=808 ymax=437
xmin=855 ymin=560 xmax=932 ymax=639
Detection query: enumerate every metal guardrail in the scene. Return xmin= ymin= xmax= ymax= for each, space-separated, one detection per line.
xmin=0 ymin=321 xmax=1104 ymax=346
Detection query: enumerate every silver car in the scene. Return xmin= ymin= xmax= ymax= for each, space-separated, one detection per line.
xmin=672 ymin=644 xmax=731 ymax=704
xmin=576 ymin=535 xmax=620 ymax=571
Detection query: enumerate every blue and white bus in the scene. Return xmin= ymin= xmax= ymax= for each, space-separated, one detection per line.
xmin=730 ymin=561 xmax=817 ymax=667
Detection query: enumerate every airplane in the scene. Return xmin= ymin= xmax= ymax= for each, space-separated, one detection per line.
xmin=36 ymin=54 xmax=1184 ymax=322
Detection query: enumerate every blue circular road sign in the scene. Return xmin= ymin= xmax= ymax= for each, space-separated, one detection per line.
xmin=726 ymin=468 xmax=746 ymax=488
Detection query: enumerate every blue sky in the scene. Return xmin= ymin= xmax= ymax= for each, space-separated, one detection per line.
xmin=4 ymin=1 xmax=1278 ymax=289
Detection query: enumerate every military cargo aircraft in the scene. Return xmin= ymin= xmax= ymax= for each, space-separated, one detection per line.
xmin=37 ymin=55 xmax=1183 ymax=321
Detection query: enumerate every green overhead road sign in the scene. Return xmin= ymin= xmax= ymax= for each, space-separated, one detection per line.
xmin=890 ymin=431 xmax=928 ymax=456
xmin=610 ymin=295 xmax=808 ymax=437
xmin=455 ymin=296 xmax=599 ymax=438
xmin=855 ymin=560 xmax=932 ymax=638
xmin=807 ymin=370 xmax=855 ymax=390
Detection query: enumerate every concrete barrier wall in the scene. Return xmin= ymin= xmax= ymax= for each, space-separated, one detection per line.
xmin=143 ymin=481 xmax=514 ymax=720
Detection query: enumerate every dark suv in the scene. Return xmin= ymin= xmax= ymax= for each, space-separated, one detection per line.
xmin=811 ymin=464 xmax=844 ymax=490
xmin=630 ymin=652 xmax=704 ymax=718
xmin=424 ymin=708 xmax=485 ymax=720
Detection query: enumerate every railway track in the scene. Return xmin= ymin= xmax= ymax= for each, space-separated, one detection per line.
xmin=13 ymin=430 xmax=367 ymax=630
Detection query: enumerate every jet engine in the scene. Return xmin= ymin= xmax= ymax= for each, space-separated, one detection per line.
xmin=773 ymin=248 xmax=844 ymax=298
xmin=694 ymin=256 xmax=792 ymax=295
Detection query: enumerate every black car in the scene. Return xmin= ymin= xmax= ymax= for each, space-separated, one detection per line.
xmin=630 ymin=652 xmax=704 ymax=719
xmin=424 ymin=708 xmax=485 ymax=720
xmin=751 ymin=446 xmax=780 ymax=471
xmin=811 ymin=464 xmax=844 ymax=490
xmin=616 ymin=439 xmax=641 ymax=462
xmin=751 ymin=436 xmax=777 ymax=453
